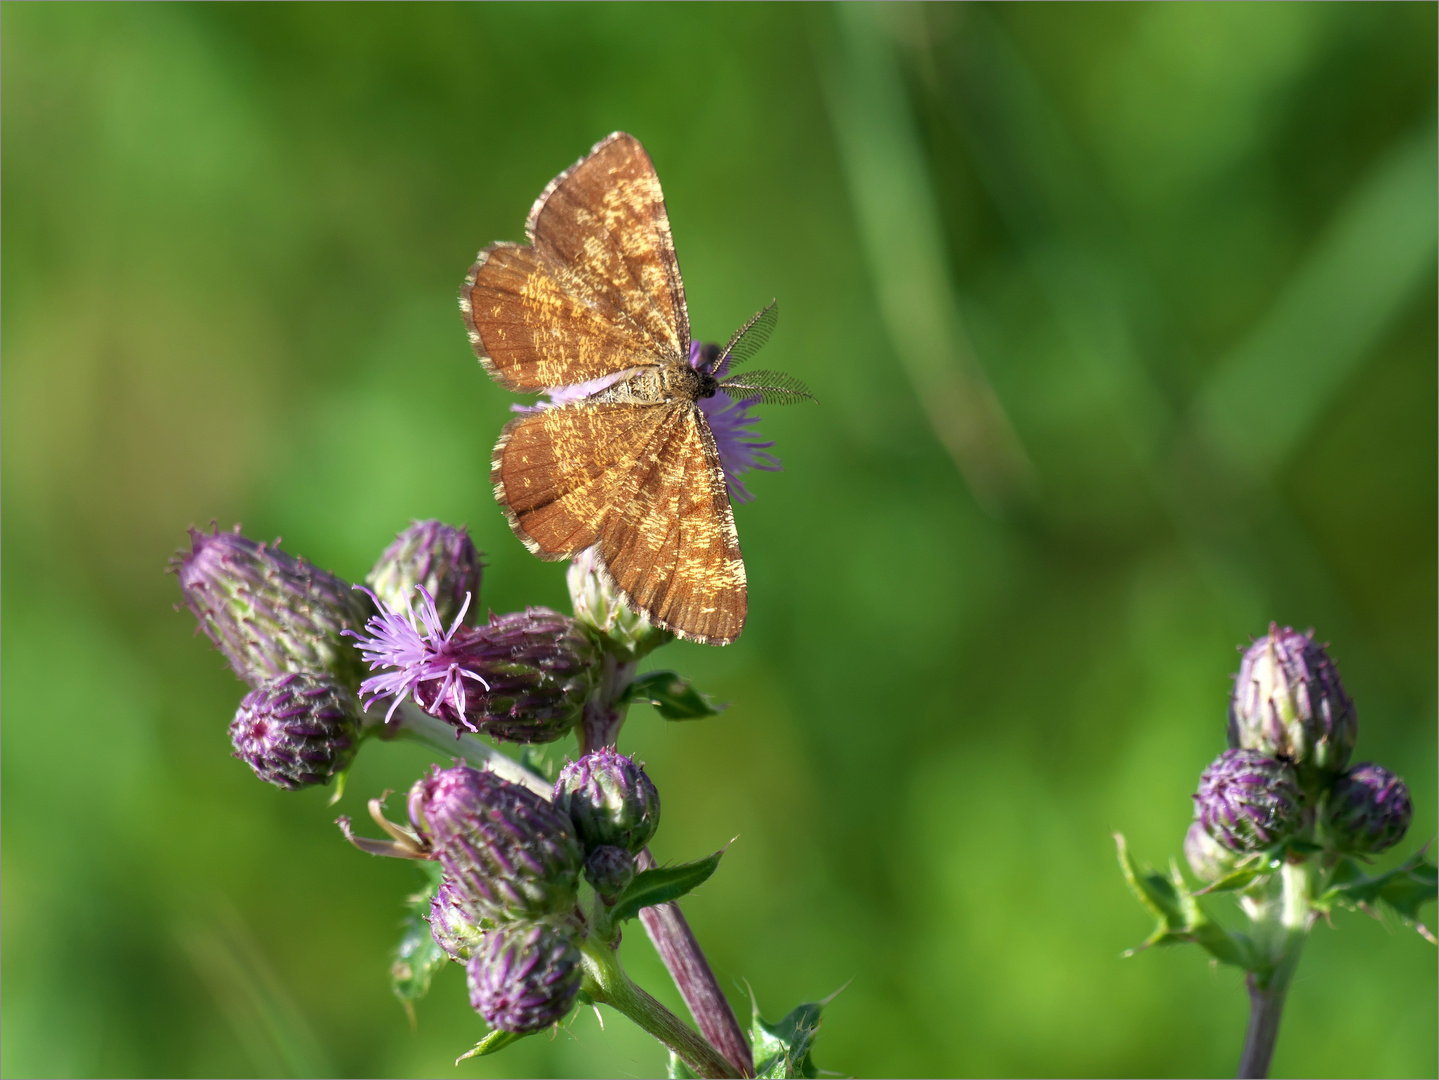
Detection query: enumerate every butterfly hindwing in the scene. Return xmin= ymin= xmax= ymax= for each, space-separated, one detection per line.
xmin=598 ymin=407 xmax=746 ymax=646
xmin=492 ymin=401 xmax=682 ymax=560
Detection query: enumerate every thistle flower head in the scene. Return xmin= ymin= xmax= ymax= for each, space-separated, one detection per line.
xmin=428 ymin=876 xmax=488 ymax=961
xmin=172 ymin=525 xmax=373 ymax=688
xmin=1194 ymin=749 xmax=1304 ymax=854
xmin=407 ymin=763 xmax=583 ymax=922
xmin=566 ymin=548 xmax=672 ymax=659
xmin=229 ymin=672 xmax=362 ymax=790
xmin=350 ymin=589 xmax=593 ymax=743
xmin=553 ymin=747 xmax=661 ymax=854
xmin=1229 ymin=625 xmax=1357 ymax=790
xmin=583 ymin=844 xmax=636 ymax=898
xmin=367 ymin=520 xmax=484 ymax=629
xmin=467 ymin=922 xmax=583 ymax=1033
xmin=691 ymin=340 xmax=780 ymax=504
xmin=1326 ymin=762 xmax=1412 ymax=854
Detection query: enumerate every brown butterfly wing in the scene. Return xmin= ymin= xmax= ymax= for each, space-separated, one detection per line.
xmin=595 ymin=406 xmax=746 ymax=646
xmin=492 ymin=401 xmax=679 ymax=559
xmin=462 ymin=132 xmax=689 ymax=392
xmin=493 ymin=400 xmax=746 ymax=645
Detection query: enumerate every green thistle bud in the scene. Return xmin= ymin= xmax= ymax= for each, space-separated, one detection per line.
xmin=229 ymin=672 xmax=362 ymax=790
xmin=553 ymin=748 xmax=661 ymax=854
xmin=583 ymin=844 xmax=636 ymax=898
xmin=1183 ymin=821 xmax=1240 ymax=883
xmin=567 ymin=548 xmax=672 ymax=659
xmin=173 ymin=526 xmax=373 ymax=689
xmin=1194 ymin=749 xmax=1303 ymax=854
xmin=429 ymin=877 xmax=488 ymax=961
xmin=1228 ymin=625 xmax=1357 ymax=791
xmin=367 ymin=520 xmax=483 ymax=629
xmin=1325 ymin=763 xmax=1412 ymax=854
xmin=408 ymin=764 xmax=583 ymax=923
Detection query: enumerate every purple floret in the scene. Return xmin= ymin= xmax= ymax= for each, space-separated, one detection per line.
xmin=691 ymin=340 xmax=781 ymax=503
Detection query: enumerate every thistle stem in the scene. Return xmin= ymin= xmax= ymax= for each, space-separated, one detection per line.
xmin=578 ymin=650 xmax=755 ymax=1077
xmin=581 ymin=939 xmax=741 ymax=1080
xmin=1237 ymin=861 xmax=1311 ymax=1079
xmin=635 ymin=849 xmax=755 ymax=1077
xmin=383 ymin=701 xmax=552 ymax=798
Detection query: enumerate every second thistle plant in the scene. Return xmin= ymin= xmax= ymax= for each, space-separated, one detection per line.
xmin=1117 ymin=624 xmax=1435 ymax=1080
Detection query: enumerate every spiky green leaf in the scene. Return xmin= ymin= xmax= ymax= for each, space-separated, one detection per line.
xmin=621 ymin=671 xmax=723 ymax=720
xmin=391 ymin=862 xmax=448 ymax=1007
xmin=608 ymin=849 xmax=724 ymax=925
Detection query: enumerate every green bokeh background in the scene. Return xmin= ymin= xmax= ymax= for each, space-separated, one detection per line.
xmin=4 ymin=3 xmax=1435 ymax=1077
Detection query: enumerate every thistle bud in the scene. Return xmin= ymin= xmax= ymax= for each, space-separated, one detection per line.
xmin=173 ymin=526 xmax=373 ymax=689
xmin=1183 ymin=821 xmax=1240 ymax=883
xmin=408 ymin=764 xmax=582 ymax=922
xmin=1325 ymin=763 xmax=1412 ymax=854
xmin=429 ymin=876 xmax=488 ymax=961
xmin=229 ymin=672 xmax=361 ymax=790
xmin=367 ymin=521 xmax=483 ymax=629
xmin=467 ymin=922 xmax=583 ymax=1033
xmin=1194 ymin=749 xmax=1303 ymax=854
xmin=567 ymin=548 xmax=672 ymax=659
xmin=1228 ymin=625 xmax=1357 ymax=790
xmin=553 ymin=747 xmax=661 ymax=854
xmin=352 ymin=590 xmax=594 ymax=744
xmin=583 ymin=844 xmax=636 ymax=898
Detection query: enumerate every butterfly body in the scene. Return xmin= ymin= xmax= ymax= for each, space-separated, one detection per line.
xmin=462 ymin=132 xmax=807 ymax=646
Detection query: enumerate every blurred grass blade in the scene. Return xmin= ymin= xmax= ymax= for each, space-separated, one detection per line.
xmin=815 ymin=2 xmax=1034 ymax=514
xmin=1194 ymin=118 xmax=1438 ymax=478
xmin=178 ymin=900 xmax=332 ymax=1078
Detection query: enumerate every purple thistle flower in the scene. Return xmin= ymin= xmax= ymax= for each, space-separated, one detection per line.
xmin=172 ymin=525 xmax=373 ymax=689
xmin=229 ymin=671 xmax=362 ymax=790
xmin=691 ymin=340 xmax=781 ymax=504
xmin=408 ymin=763 xmax=583 ymax=923
xmin=367 ymin=520 xmax=484 ymax=629
xmin=349 ymin=586 xmax=489 ymax=726
xmin=1194 ymin=748 xmax=1303 ymax=854
xmin=1326 ymin=762 xmax=1412 ymax=854
xmin=1229 ymin=624 xmax=1357 ymax=791
xmin=349 ymin=588 xmax=594 ymax=744
xmin=467 ymin=922 xmax=583 ymax=1033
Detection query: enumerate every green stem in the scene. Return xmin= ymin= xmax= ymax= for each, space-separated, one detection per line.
xmin=581 ymin=938 xmax=740 ymax=1080
xmin=380 ymin=701 xmax=552 ymax=798
xmin=1237 ymin=861 xmax=1311 ymax=1079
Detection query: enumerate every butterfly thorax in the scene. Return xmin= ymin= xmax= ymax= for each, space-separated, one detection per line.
xmin=589 ymin=361 xmax=716 ymax=407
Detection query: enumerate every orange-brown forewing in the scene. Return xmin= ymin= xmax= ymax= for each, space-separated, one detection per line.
xmin=462 ymin=132 xmax=689 ymax=392
xmin=492 ymin=400 xmax=746 ymax=645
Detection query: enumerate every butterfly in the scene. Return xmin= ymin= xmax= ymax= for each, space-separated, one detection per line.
xmin=460 ymin=132 xmax=809 ymax=646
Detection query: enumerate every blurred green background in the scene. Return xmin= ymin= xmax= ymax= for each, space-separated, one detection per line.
xmin=4 ymin=3 xmax=1435 ymax=1077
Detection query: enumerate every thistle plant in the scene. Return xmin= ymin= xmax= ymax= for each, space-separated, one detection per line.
xmin=1116 ymin=624 xmax=1435 ymax=1079
xmin=175 ymin=522 xmax=831 ymax=1078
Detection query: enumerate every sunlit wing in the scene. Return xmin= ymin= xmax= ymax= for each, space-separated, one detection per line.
xmin=492 ymin=401 xmax=683 ymax=559
xmin=527 ymin=133 xmax=690 ymax=364
xmin=597 ymin=407 xmax=746 ymax=646
xmin=462 ymin=132 xmax=689 ymax=393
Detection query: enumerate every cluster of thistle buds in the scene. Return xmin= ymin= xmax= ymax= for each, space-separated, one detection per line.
xmin=1117 ymin=623 xmax=1432 ymax=1078
xmin=1186 ymin=625 xmax=1411 ymax=879
xmin=172 ymin=520 xmax=799 ymax=1077
xmin=173 ymin=520 xmax=602 ymax=791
